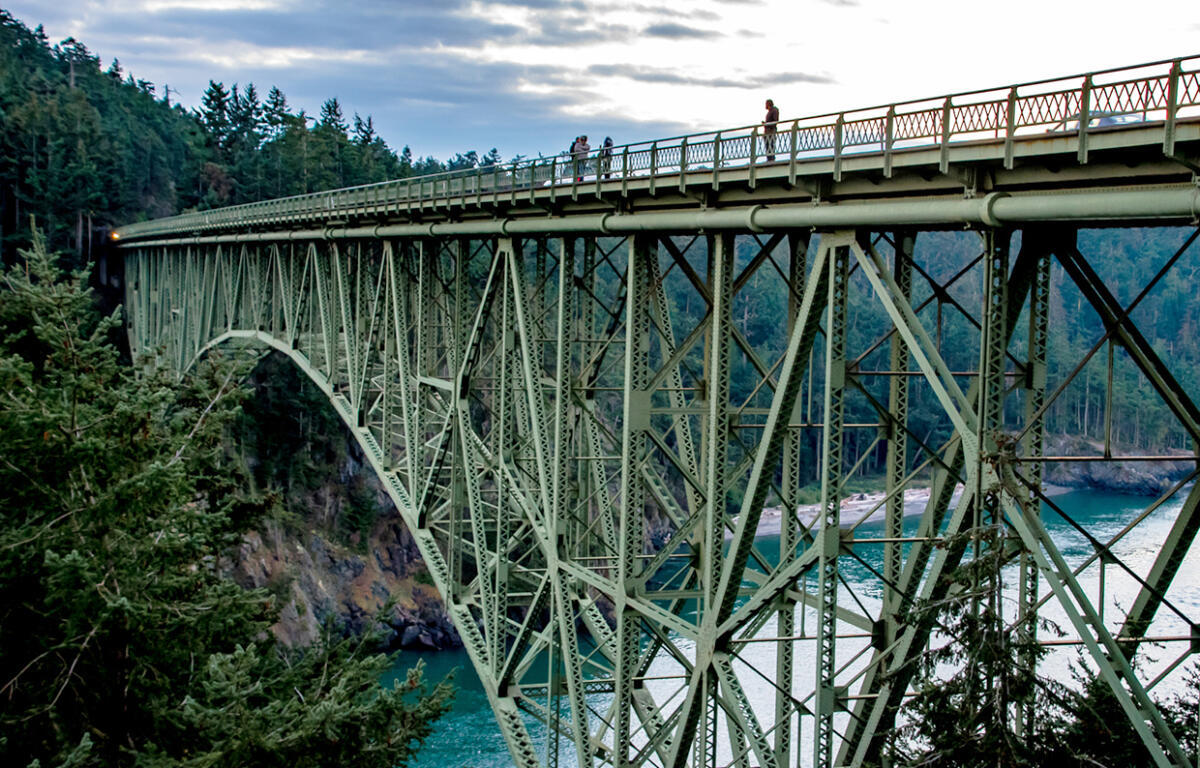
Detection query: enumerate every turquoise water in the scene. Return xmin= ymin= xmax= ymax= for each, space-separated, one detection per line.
xmin=386 ymin=489 xmax=1199 ymax=768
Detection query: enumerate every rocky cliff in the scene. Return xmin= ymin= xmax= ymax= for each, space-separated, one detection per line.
xmin=1042 ymin=435 xmax=1195 ymax=496
xmin=229 ymin=354 xmax=460 ymax=652
xmin=231 ymin=489 xmax=461 ymax=652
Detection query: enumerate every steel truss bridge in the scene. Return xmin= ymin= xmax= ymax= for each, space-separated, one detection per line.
xmin=116 ymin=57 xmax=1200 ymax=767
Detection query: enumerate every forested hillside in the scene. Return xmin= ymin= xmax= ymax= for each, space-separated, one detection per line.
xmin=0 ymin=10 xmax=497 ymax=265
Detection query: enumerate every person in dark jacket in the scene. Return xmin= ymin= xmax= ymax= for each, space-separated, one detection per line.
xmin=763 ymin=99 xmax=779 ymax=161
xmin=600 ymin=136 xmax=614 ymax=178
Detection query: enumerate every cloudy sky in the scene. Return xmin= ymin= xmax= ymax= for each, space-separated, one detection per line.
xmin=6 ymin=0 xmax=1199 ymax=163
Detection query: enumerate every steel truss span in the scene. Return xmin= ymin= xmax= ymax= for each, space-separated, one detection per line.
xmin=123 ymin=224 xmax=1199 ymax=768
xmin=117 ymin=56 xmax=1200 ymax=768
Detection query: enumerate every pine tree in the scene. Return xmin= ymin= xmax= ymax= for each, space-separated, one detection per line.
xmin=884 ymin=526 xmax=1073 ymax=767
xmin=318 ymin=96 xmax=347 ymax=135
xmin=263 ymin=85 xmax=291 ymax=140
xmin=353 ymin=112 xmax=375 ymax=146
xmin=0 ymin=230 xmax=452 ymax=767
xmin=199 ymin=79 xmax=231 ymax=155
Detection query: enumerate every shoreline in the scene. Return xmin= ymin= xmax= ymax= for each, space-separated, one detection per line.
xmin=728 ymin=482 xmax=1073 ymax=540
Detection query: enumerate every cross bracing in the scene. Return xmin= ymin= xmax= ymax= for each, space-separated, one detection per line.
xmin=116 ymin=56 xmax=1200 ymax=767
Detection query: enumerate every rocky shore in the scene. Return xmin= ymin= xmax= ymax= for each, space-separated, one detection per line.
xmin=238 ymin=433 xmax=1191 ymax=651
xmin=1042 ymin=435 xmax=1195 ymax=496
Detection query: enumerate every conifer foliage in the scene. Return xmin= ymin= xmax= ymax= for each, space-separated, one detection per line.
xmin=0 ymin=231 xmax=452 ymax=767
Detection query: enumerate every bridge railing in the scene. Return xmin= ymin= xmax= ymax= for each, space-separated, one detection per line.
xmin=115 ymin=55 xmax=1200 ymax=240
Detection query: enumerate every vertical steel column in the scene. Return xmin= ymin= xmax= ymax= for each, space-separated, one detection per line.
xmin=976 ymin=229 xmax=1009 ymax=735
xmin=493 ymin=241 xmax=514 ymax=678
xmin=815 ymin=232 xmax=851 ymax=768
xmin=615 ymin=234 xmax=653 ymax=767
xmin=1017 ymin=233 xmax=1050 ymax=737
xmin=548 ymin=236 xmax=592 ymax=767
xmin=698 ymin=233 xmax=734 ymax=766
xmin=978 ymin=230 xmax=1010 ymax=467
xmin=884 ymin=232 xmax=914 ymax=620
xmin=775 ymin=230 xmax=809 ymax=767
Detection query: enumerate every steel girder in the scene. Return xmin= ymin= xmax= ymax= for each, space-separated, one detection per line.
xmin=123 ymin=220 xmax=1200 ymax=768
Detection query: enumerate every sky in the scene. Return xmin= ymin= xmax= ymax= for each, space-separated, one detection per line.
xmin=6 ymin=0 xmax=1199 ymax=164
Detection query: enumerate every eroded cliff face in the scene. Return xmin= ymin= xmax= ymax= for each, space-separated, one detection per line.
xmin=232 ymin=512 xmax=461 ymax=651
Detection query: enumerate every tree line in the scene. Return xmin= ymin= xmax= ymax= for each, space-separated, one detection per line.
xmin=0 ymin=10 xmax=501 ymax=266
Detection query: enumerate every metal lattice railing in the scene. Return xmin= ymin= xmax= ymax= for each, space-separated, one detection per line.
xmin=115 ymin=55 xmax=1200 ymax=239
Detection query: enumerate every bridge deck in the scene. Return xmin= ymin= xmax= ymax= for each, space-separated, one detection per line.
xmin=115 ymin=55 xmax=1200 ymax=241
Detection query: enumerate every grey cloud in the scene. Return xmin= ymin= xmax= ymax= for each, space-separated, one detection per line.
xmin=587 ymin=63 xmax=834 ymax=89
xmin=517 ymin=16 xmax=636 ymax=46
xmin=591 ymin=3 xmax=720 ymax=20
xmin=67 ymin=1 xmax=529 ymax=54
xmin=643 ymin=22 xmax=721 ymax=39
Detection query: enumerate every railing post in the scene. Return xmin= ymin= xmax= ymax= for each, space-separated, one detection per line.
xmin=712 ymin=132 xmax=722 ymax=191
xmin=938 ymin=97 xmax=951 ymax=174
xmin=679 ymin=136 xmax=689 ymax=194
xmin=510 ymin=161 xmax=518 ymax=206
xmin=1164 ymin=59 xmax=1181 ymax=156
xmin=549 ymin=157 xmax=557 ymax=205
xmin=749 ymin=127 xmax=758 ymax=189
xmin=833 ymin=113 xmax=845 ymax=182
xmin=1078 ymin=74 xmax=1093 ymax=165
xmin=788 ymin=120 xmax=799 ymax=186
xmin=1004 ymin=86 xmax=1018 ymax=170
xmin=649 ymin=141 xmax=658 ymax=195
xmin=621 ymin=146 xmax=629 ymax=198
xmin=883 ymin=106 xmax=896 ymax=178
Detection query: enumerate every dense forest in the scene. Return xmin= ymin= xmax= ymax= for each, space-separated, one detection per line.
xmin=0 ymin=12 xmax=460 ymax=767
xmin=0 ymin=9 xmax=499 ymax=265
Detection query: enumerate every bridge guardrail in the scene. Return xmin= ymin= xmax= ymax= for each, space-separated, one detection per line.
xmin=114 ymin=55 xmax=1200 ymax=240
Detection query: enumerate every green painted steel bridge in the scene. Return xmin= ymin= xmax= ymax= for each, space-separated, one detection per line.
xmin=115 ymin=57 xmax=1200 ymax=767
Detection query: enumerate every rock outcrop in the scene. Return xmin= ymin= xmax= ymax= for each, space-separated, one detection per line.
xmin=231 ymin=515 xmax=461 ymax=651
xmin=1042 ymin=435 xmax=1194 ymax=496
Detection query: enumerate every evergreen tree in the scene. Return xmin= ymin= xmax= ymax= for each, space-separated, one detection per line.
xmin=318 ymin=96 xmax=347 ymax=135
xmin=263 ymin=85 xmax=291 ymax=140
xmin=199 ymin=79 xmax=231 ymax=155
xmin=0 ymin=230 xmax=452 ymax=767
xmin=884 ymin=526 xmax=1072 ymax=767
xmin=353 ymin=112 xmax=375 ymax=146
xmin=480 ymin=147 xmax=502 ymax=168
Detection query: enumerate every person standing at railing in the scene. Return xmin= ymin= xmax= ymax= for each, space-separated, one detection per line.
xmin=600 ymin=137 xmax=614 ymax=179
xmin=573 ymin=135 xmax=591 ymax=181
xmin=763 ymin=99 xmax=779 ymax=161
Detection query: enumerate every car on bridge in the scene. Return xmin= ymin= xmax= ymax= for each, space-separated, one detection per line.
xmin=1048 ymin=110 xmax=1145 ymax=132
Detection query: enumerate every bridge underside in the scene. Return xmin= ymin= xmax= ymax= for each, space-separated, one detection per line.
xmin=124 ymin=215 xmax=1200 ymax=768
